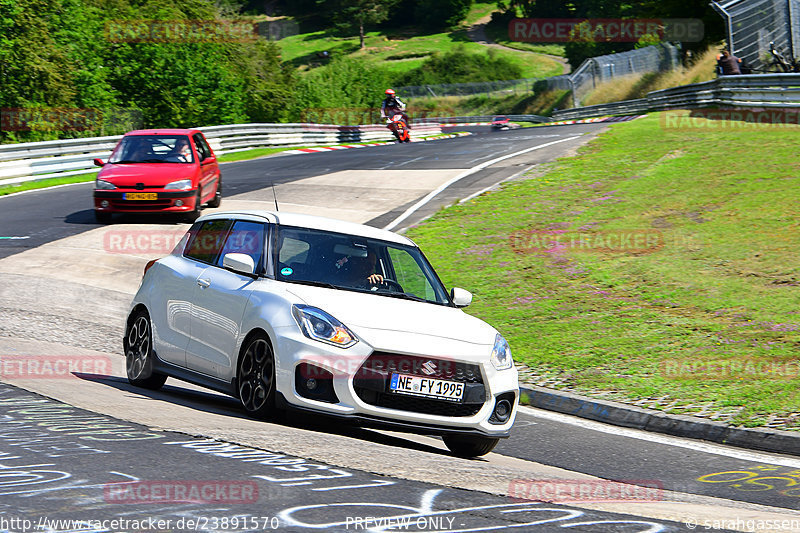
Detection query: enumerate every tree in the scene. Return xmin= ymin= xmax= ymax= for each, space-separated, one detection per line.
xmin=414 ymin=0 xmax=473 ymax=29
xmin=330 ymin=0 xmax=399 ymax=49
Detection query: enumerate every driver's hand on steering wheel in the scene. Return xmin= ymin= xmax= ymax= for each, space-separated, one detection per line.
xmin=367 ymin=273 xmax=384 ymax=285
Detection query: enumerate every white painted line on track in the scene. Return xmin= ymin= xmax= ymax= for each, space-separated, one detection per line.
xmin=0 ymin=236 xmax=29 ymax=240
xmin=518 ymin=405 xmax=800 ymax=468
xmin=382 ymin=135 xmax=582 ymax=231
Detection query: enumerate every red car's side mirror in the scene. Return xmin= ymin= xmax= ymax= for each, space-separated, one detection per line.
xmin=93 ymin=158 xmax=105 ymax=167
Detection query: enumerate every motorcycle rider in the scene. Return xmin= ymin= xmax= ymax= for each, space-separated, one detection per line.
xmin=381 ymin=89 xmax=410 ymax=129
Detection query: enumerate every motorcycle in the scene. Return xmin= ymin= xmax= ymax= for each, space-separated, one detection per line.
xmin=765 ymin=41 xmax=800 ymax=72
xmin=386 ymin=113 xmax=410 ymax=143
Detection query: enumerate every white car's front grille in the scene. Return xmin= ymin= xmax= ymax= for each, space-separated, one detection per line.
xmin=353 ymin=353 xmax=486 ymax=417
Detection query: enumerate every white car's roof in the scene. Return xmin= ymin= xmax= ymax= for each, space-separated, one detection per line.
xmin=197 ymin=210 xmax=415 ymax=246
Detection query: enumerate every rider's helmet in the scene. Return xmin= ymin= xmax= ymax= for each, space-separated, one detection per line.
xmin=385 ymin=89 xmax=395 ymax=97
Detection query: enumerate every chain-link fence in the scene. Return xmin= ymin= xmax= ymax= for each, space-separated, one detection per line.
xmin=537 ymin=43 xmax=680 ymax=105
xmin=712 ymin=0 xmax=800 ymax=71
xmin=396 ymin=78 xmax=539 ymax=98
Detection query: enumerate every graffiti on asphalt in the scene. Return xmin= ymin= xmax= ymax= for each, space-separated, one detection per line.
xmin=697 ymin=464 xmax=800 ymax=497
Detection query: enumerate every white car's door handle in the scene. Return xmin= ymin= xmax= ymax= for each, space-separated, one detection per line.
xmin=197 ymin=278 xmax=211 ymax=288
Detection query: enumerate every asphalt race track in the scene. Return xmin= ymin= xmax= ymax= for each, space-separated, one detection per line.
xmin=0 ymin=123 xmax=797 ymax=532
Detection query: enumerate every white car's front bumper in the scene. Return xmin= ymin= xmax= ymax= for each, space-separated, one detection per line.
xmin=272 ymin=327 xmax=519 ymax=437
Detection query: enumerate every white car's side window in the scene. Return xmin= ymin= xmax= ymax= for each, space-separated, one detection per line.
xmin=184 ymin=219 xmax=232 ymax=264
xmin=388 ymin=247 xmax=437 ymax=301
xmin=216 ymin=220 xmax=268 ymax=272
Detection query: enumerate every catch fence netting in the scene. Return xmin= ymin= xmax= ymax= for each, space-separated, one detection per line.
xmin=712 ymin=0 xmax=800 ymax=70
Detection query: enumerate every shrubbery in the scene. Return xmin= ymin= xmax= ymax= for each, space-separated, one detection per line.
xmin=0 ymin=0 xmax=295 ymax=142
xmin=397 ymin=45 xmax=523 ymax=86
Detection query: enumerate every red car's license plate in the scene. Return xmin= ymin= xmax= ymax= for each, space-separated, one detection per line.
xmin=124 ymin=193 xmax=158 ymax=200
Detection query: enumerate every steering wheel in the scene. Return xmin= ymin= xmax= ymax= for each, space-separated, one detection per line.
xmin=372 ymin=278 xmax=403 ymax=292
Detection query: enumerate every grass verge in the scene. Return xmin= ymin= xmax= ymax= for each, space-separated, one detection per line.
xmin=0 ymin=173 xmax=98 ymax=197
xmin=406 ymin=111 xmax=800 ymax=430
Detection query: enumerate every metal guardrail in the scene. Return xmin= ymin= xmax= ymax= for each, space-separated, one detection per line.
xmin=0 ymin=122 xmax=442 ymax=187
xmin=550 ymin=73 xmax=800 ymax=120
xmin=8 ymin=72 xmax=799 ymax=188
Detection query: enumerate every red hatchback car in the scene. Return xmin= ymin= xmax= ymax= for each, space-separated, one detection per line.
xmin=93 ymin=129 xmax=221 ymax=223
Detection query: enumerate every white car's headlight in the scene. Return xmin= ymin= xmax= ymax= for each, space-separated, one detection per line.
xmin=491 ymin=334 xmax=513 ymax=370
xmin=95 ymin=179 xmax=116 ymax=190
xmin=292 ymin=305 xmax=357 ymax=348
xmin=164 ymin=179 xmax=192 ymax=190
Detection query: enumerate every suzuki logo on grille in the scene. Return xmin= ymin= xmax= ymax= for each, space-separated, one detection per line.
xmin=421 ymin=360 xmax=437 ymax=375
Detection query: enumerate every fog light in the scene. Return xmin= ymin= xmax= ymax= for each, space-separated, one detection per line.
xmin=306 ymin=378 xmax=317 ymax=390
xmin=494 ymin=400 xmax=511 ymax=422
xmin=175 ymin=200 xmax=184 ymax=207
xmin=100 ymin=200 xmax=109 ymax=208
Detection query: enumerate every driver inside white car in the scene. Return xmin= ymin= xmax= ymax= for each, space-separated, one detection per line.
xmin=339 ymin=250 xmax=384 ymax=288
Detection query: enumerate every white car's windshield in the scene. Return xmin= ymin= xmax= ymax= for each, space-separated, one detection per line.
xmin=275 ymin=226 xmax=451 ymax=305
xmin=109 ymin=135 xmax=195 ymax=164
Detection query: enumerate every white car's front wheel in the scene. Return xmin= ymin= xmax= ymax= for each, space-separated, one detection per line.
xmin=442 ymin=434 xmax=500 ymax=458
xmin=237 ymin=333 xmax=276 ymax=419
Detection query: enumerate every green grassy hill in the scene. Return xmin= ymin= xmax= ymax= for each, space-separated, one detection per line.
xmin=276 ymin=2 xmax=564 ymax=80
xmin=407 ymin=112 xmax=800 ymax=430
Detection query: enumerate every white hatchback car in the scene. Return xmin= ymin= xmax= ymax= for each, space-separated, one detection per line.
xmin=125 ymin=210 xmax=518 ymax=457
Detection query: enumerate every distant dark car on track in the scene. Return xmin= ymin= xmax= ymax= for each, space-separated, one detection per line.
xmin=491 ymin=116 xmax=510 ymax=130
xmin=93 ymin=129 xmax=221 ymax=224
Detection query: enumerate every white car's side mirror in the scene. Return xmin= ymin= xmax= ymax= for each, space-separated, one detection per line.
xmin=222 ymin=253 xmax=255 ymax=276
xmin=451 ymin=287 xmax=472 ymax=308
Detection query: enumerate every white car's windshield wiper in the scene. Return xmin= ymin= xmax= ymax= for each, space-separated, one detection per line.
xmin=374 ymin=291 xmax=432 ymax=304
xmin=282 ymin=279 xmax=340 ymax=290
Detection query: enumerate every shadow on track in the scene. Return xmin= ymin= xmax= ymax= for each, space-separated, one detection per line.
xmin=74 ymin=371 xmax=454 ymax=458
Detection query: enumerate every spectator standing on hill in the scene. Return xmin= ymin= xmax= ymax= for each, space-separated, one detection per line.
xmin=717 ymin=49 xmax=742 ymax=75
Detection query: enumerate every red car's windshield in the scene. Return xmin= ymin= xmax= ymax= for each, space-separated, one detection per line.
xmin=109 ymin=135 xmax=195 ymax=164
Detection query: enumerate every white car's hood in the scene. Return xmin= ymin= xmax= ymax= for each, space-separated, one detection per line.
xmin=284 ymin=284 xmax=497 ymax=346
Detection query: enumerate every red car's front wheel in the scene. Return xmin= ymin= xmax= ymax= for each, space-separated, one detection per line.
xmin=184 ymin=191 xmax=202 ymax=222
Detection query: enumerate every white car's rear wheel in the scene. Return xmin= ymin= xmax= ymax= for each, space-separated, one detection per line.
xmin=237 ymin=334 xmax=276 ymax=419
xmin=124 ymin=310 xmax=167 ymax=390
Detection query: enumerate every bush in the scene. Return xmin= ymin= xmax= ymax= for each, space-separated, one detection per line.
xmin=397 ymin=45 xmax=523 ymax=86
xmin=0 ymin=0 xmax=296 ymax=141
xmin=290 ymin=56 xmax=393 ymax=123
